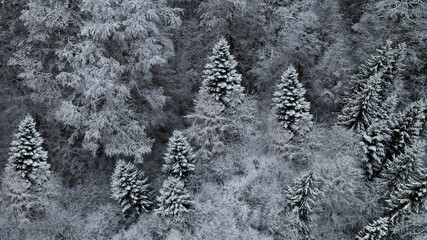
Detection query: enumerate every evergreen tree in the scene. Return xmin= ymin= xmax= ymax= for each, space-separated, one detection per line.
xmin=385 ymin=100 xmax=426 ymax=161
xmin=351 ymin=41 xmax=405 ymax=98
xmin=360 ymin=92 xmax=399 ymax=179
xmin=338 ymin=73 xmax=383 ymax=132
xmin=360 ymin=121 xmax=388 ymax=180
xmin=338 ymin=41 xmax=405 ymax=132
xmin=156 ymin=176 xmax=192 ymax=218
xmin=7 ymin=115 xmax=50 ymax=185
xmin=361 ymin=99 xmax=425 ymax=180
xmin=1 ymin=115 xmax=57 ymax=221
xmin=385 ymin=173 xmax=427 ymax=225
xmin=356 ymin=217 xmax=390 ymax=240
xmin=285 ymin=171 xmax=321 ymax=236
xmin=381 ymin=141 xmax=425 ymax=191
xmin=272 ymin=65 xmax=313 ymax=134
xmin=162 ymin=131 xmax=195 ymax=180
xmin=200 ymin=37 xmax=245 ymax=108
xmin=111 ymin=160 xmax=151 ymax=216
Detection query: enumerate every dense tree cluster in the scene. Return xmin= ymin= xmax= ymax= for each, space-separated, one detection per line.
xmin=0 ymin=0 xmax=426 ymax=239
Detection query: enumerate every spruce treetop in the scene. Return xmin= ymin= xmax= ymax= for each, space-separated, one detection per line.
xmin=285 ymin=171 xmax=321 ymax=222
xmin=338 ymin=73 xmax=383 ymax=132
xmin=272 ymin=65 xmax=313 ymax=134
xmin=386 ymin=99 xmax=426 ymax=160
xmin=156 ymin=176 xmax=192 ymax=218
xmin=200 ymin=37 xmax=245 ymax=108
xmin=381 ymin=141 xmax=425 ymax=190
xmin=339 ymin=41 xmax=406 ymax=132
xmin=356 ymin=217 xmax=390 ymax=240
xmin=111 ymin=159 xmax=151 ymax=216
xmin=8 ymin=114 xmax=50 ymax=185
xmin=162 ymin=130 xmax=195 ymax=180
xmin=386 ymin=174 xmax=427 ymax=225
xmin=352 ymin=40 xmax=405 ymax=96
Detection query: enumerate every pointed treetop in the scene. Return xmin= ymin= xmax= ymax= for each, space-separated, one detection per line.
xmin=272 ymin=65 xmax=313 ymax=134
xmin=8 ymin=114 xmax=50 ymax=185
xmin=356 ymin=217 xmax=390 ymax=240
xmin=338 ymin=73 xmax=383 ymax=132
xmin=386 ymin=99 xmax=427 ymax=160
xmin=156 ymin=176 xmax=193 ymax=218
xmin=386 ymin=174 xmax=427 ymax=225
xmin=162 ymin=130 xmax=195 ymax=180
xmin=200 ymin=37 xmax=245 ymax=108
xmin=381 ymin=140 xmax=425 ymax=190
xmin=111 ymin=159 xmax=151 ymax=216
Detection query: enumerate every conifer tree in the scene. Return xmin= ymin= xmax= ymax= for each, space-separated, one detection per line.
xmin=200 ymin=37 xmax=245 ymax=108
xmin=381 ymin=141 xmax=425 ymax=191
xmin=338 ymin=41 xmax=406 ymax=132
xmin=360 ymin=92 xmax=399 ymax=179
xmin=385 ymin=173 xmax=427 ymax=225
xmin=385 ymin=100 xmax=426 ymax=158
xmin=356 ymin=217 xmax=390 ymax=240
xmin=7 ymin=115 xmax=50 ymax=185
xmin=1 ymin=115 xmax=56 ymax=221
xmin=361 ymin=99 xmax=425 ymax=180
xmin=351 ymin=41 xmax=405 ymax=98
xmin=162 ymin=131 xmax=195 ymax=180
xmin=360 ymin=121 xmax=388 ymax=180
xmin=338 ymin=73 xmax=383 ymax=132
xmin=285 ymin=171 xmax=321 ymax=236
xmin=156 ymin=176 xmax=192 ymax=218
xmin=272 ymin=65 xmax=313 ymax=134
xmin=111 ymin=160 xmax=151 ymax=216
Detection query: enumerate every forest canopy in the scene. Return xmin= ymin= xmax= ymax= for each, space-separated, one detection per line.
xmin=0 ymin=0 xmax=426 ymax=239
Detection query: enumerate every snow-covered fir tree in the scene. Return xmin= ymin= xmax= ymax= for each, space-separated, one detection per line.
xmin=162 ymin=131 xmax=195 ymax=180
xmin=371 ymin=41 xmax=406 ymax=97
xmin=285 ymin=171 xmax=321 ymax=236
xmin=386 ymin=173 xmax=427 ymax=225
xmin=338 ymin=41 xmax=406 ymax=132
xmin=338 ymin=73 xmax=383 ymax=132
xmin=7 ymin=115 xmax=50 ymax=185
xmin=351 ymin=41 xmax=405 ymax=98
xmin=111 ymin=160 xmax=151 ymax=216
xmin=381 ymin=141 xmax=425 ymax=191
xmin=356 ymin=217 xmax=390 ymax=240
xmin=360 ymin=92 xmax=399 ymax=179
xmin=1 ymin=115 xmax=57 ymax=221
xmin=360 ymin=98 xmax=425 ymax=180
xmin=385 ymin=100 xmax=426 ymax=161
xmin=156 ymin=176 xmax=192 ymax=218
xmin=200 ymin=37 xmax=245 ymax=108
xmin=360 ymin=118 xmax=391 ymax=180
xmin=272 ymin=65 xmax=313 ymax=134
